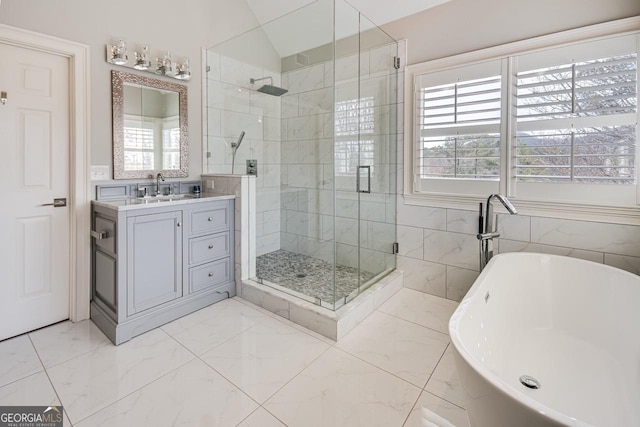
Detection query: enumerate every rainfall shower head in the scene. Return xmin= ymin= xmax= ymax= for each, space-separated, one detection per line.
xmin=250 ymin=76 xmax=288 ymax=96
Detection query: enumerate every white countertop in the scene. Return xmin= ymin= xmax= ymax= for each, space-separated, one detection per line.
xmin=92 ymin=192 xmax=235 ymax=211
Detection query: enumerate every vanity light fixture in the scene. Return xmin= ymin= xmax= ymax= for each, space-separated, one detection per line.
xmin=133 ymin=45 xmax=151 ymax=70
xmin=106 ymin=39 xmax=191 ymax=83
xmin=108 ymin=39 xmax=128 ymax=65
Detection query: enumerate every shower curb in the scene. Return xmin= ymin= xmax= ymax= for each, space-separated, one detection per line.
xmin=239 ymin=270 xmax=403 ymax=341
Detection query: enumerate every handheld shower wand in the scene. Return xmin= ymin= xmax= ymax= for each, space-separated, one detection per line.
xmin=231 ymin=131 xmax=246 ymax=174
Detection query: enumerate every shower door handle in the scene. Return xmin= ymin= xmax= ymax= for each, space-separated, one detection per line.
xmin=356 ymin=165 xmax=371 ymax=193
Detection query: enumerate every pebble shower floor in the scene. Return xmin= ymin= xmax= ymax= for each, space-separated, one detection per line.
xmin=256 ymin=249 xmax=375 ymax=304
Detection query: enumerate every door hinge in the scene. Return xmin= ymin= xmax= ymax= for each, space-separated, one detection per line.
xmin=392 ymin=242 xmax=399 ymax=254
xmin=393 ymin=56 xmax=400 ymax=70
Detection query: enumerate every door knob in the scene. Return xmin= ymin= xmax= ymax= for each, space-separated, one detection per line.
xmin=41 ymin=198 xmax=66 ymax=207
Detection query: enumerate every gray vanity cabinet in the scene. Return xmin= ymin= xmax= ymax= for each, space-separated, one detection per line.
xmin=91 ymin=197 xmax=235 ymax=345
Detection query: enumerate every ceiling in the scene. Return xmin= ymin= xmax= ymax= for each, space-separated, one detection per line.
xmin=242 ymin=0 xmax=450 ymax=57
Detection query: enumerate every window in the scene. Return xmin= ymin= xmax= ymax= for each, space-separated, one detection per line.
xmin=415 ymin=60 xmax=505 ymax=195
xmin=513 ymin=37 xmax=638 ymax=204
xmin=335 ymin=96 xmax=375 ymax=176
xmin=409 ymin=29 xmax=640 ymax=210
xmin=161 ymin=117 xmax=180 ymax=170
xmin=123 ymin=117 xmax=155 ymax=171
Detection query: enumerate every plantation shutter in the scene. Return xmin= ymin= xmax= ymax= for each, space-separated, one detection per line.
xmin=414 ymin=59 xmax=505 ymax=195
xmin=513 ymin=34 xmax=639 ymax=204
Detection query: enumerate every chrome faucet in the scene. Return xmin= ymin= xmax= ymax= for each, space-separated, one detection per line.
xmin=477 ymin=194 xmax=517 ymax=270
xmin=156 ymin=172 xmax=165 ymax=196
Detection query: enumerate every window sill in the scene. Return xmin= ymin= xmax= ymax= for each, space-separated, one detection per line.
xmin=403 ymin=192 xmax=640 ymax=226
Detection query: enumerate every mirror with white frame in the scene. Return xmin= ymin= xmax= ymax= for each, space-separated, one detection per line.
xmin=112 ymin=70 xmax=188 ymax=179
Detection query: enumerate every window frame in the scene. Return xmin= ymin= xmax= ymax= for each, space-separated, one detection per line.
xmin=404 ymin=17 xmax=640 ymax=225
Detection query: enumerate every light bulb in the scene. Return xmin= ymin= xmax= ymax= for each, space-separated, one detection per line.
xmin=134 ymin=45 xmax=151 ymax=70
xmin=109 ymin=39 xmax=128 ymax=65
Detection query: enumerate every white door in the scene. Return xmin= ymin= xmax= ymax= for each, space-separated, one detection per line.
xmin=0 ymin=42 xmax=70 ymax=341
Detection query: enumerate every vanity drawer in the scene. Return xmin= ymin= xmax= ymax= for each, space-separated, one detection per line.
xmin=189 ymin=258 xmax=231 ymax=293
xmin=189 ymin=231 xmax=230 ymax=265
xmin=190 ymin=203 xmax=230 ymax=235
xmin=94 ymin=216 xmax=116 ymax=254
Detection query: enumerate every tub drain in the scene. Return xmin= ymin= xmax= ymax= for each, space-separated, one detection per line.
xmin=519 ymin=375 xmax=541 ymax=390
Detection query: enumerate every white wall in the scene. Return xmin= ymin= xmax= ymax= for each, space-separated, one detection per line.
xmin=381 ymin=0 xmax=640 ymax=65
xmin=0 ymin=0 xmax=261 ymax=180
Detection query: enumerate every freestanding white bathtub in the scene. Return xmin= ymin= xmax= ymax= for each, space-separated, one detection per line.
xmin=449 ymin=252 xmax=640 ymax=427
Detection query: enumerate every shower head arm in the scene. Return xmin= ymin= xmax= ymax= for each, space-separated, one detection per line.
xmin=250 ymin=76 xmax=273 ymax=85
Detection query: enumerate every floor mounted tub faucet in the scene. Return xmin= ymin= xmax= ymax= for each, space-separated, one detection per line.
xmin=477 ymin=194 xmax=517 ymax=270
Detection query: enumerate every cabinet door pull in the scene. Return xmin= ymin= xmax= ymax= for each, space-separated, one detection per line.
xmin=208 ymin=272 xmax=214 ymax=277
xmin=177 ymin=222 xmax=182 ymax=227
xmin=208 ymin=217 xmax=213 ymax=222
xmin=91 ymin=230 xmax=108 ymax=240
xmin=208 ymin=244 xmax=214 ymax=249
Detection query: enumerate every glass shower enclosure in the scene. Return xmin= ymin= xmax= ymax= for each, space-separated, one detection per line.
xmin=205 ymin=0 xmax=399 ymax=310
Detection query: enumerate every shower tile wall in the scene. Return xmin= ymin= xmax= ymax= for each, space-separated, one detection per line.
xmin=206 ymin=52 xmax=281 ymax=256
xmin=280 ymin=43 xmax=400 ymax=274
xmin=396 ymin=201 xmax=640 ymax=302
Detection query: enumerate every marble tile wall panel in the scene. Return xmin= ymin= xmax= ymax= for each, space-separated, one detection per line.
xmin=298 ymin=88 xmax=333 ymax=116
xmin=257 ymin=189 xmax=280 ymax=213
xmin=446 ymin=209 xmax=479 ymax=235
xmin=207 ymin=109 xmax=221 ymax=138
xmin=285 ymin=64 xmax=325 ymax=95
xmin=284 ymin=116 xmax=325 ymax=141
xmin=531 ymin=217 xmax=640 ymax=257
xmin=497 ymin=213 xmax=531 ymax=241
xmin=263 ymin=117 xmax=281 ymax=142
xmin=499 ymin=239 xmax=605 ymax=263
xmin=281 ymin=94 xmax=298 ymax=118
xmin=220 ymin=110 xmax=264 ymax=140
xmin=423 ymin=230 xmax=479 ymax=271
xmin=397 ymin=225 xmax=423 ymax=259
xmin=280 ymin=232 xmax=298 ymax=253
xmin=251 ymin=91 xmax=281 ymax=118
xmin=323 ymin=62 xmax=334 ymax=88
xmin=360 ymin=248 xmax=386 ymax=274
xmin=297 ymin=236 xmax=334 ymax=263
xmin=604 ymin=253 xmax=640 ymax=276
xmin=365 ymin=221 xmax=395 ymax=252
xmin=397 ymin=202 xmax=446 ymax=230
xmin=396 ymin=256 xmax=446 ymax=297
xmin=257 ymin=233 xmax=280 ymax=257
xmin=336 ymin=243 xmax=358 ymax=269
xmin=445 ymin=266 xmax=479 ymax=302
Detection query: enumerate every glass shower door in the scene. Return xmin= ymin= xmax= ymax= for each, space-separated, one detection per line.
xmin=356 ymin=14 xmax=399 ymax=295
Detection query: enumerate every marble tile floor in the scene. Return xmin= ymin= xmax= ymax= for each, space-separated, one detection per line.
xmin=256 ymin=249 xmax=375 ymax=304
xmin=0 ymin=288 xmax=468 ymax=427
